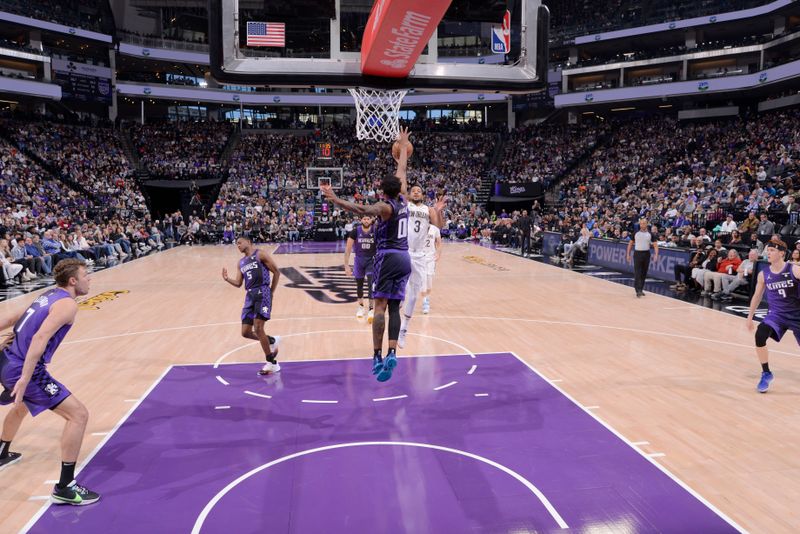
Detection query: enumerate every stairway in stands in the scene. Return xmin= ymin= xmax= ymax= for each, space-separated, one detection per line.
xmin=117 ymin=126 xmax=154 ymax=211
xmin=476 ymin=131 xmax=507 ymax=206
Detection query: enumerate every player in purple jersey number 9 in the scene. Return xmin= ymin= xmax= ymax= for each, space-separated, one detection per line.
xmin=746 ymin=238 xmax=800 ymax=393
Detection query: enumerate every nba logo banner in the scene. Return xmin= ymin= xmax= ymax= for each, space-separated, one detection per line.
xmin=491 ymin=10 xmax=511 ymax=54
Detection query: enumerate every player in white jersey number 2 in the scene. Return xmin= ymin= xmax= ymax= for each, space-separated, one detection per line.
xmin=420 ymin=224 xmax=442 ymax=314
xmin=398 ymin=184 xmax=444 ymax=348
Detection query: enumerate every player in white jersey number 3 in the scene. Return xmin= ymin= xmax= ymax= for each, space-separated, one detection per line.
xmin=398 ymin=184 xmax=443 ymax=347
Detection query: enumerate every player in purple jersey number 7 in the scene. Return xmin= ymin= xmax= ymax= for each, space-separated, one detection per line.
xmin=0 ymin=259 xmax=100 ymax=506
xmin=223 ymin=236 xmax=282 ymax=375
xmin=746 ymin=238 xmax=800 ymax=393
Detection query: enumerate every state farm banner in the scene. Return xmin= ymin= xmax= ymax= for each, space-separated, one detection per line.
xmin=361 ymin=0 xmax=451 ymax=78
xmin=587 ymin=238 xmax=693 ymax=282
xmin=495 ymin=182 xmax=543 ymax=198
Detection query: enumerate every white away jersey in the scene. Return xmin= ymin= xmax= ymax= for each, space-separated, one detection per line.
xmin=423 ymin=225 xmax=440 ymax=258
xmin=407 ymin=202 xmax=431 ymax=253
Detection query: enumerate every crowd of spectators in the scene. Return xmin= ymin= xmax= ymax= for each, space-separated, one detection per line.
xmin=0 ymin=0 xmax=114 ymax=34
xmin=495 ymin=122 xmax=611 ymax=187
xmin=211 ymin=126 xmax=496 ymax=242
xmin=545 ymin=0 xmax=775 ymax=43
xmin=521 ymin=108 xmax=800 ymax=300
xmin=117 ymin=29 xmax=209 ymax=46
xmin=7 ymin=121 xmax=147 ymax=215
xmin=131 ymin=121 xmax=234 ymax=179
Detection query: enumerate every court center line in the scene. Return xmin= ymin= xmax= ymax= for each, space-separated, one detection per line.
xmin=427 ymin=315 xmax=800 ymax=358
xmin=62 ymin=315 xmax=354 ymax=346
xmin=63 ymin=314 xmax=800 ymax=359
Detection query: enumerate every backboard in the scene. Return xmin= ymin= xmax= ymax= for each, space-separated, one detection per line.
xmin=208 ymin=0 xmax=549 ymax=93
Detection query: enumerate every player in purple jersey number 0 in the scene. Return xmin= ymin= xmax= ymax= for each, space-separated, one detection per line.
xmin=322 ymin=128 xmax=445 ymax=382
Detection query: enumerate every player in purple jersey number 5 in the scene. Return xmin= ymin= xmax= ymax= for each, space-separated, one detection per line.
xmin=223 ymin=236 xmax=282 ymax=375
xmin=0 ymin=259 xmax=100 ymax=506
xmin=747 ymin=238 xmax=800 ymax=393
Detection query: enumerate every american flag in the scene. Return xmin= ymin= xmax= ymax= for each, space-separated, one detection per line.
xmin=246 ymin=21 xmax=285 ymax=47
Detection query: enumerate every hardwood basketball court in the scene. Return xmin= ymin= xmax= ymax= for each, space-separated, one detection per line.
xmin=1 ymin=243 xmax=798 ymax=532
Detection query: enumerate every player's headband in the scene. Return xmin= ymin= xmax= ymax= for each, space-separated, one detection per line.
xmin=767 ymin=242 xmax=787 ymax=251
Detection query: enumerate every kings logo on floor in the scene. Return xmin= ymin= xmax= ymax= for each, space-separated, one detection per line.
xmin=280 ymin=266 xmax=359 ymax=304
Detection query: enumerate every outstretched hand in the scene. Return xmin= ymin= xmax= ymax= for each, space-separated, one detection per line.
xmin=397 ymin=126 xmax=411 ymax=147
xmin=434 ymin=195 xmax=447 ymax=213
xmin=221 ymin=267 xmax=228 ymax=281
xmin=320 ymin=184 xmax=336 ymax=201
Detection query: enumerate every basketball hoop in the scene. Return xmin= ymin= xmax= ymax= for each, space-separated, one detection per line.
xmin=348 ymin=88 xmax=408 ymax=143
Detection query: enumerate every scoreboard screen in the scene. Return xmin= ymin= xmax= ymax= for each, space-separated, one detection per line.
xmin=316 ymin=141 xmax=333 ymax=159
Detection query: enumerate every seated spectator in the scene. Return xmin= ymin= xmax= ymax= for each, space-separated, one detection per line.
xmin=719 ymin=249 xmax=759 ymax=300
xmin=672 ymin=238 xmax=705 ymax=291
xmin=705 ymin=249 xmax=743 ymax=298
xmin=694 ymin=248 xmax=719 ymax=292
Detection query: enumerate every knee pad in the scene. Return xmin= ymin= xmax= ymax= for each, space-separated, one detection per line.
xmin=755 ymin=322 xmax=773 ymax=348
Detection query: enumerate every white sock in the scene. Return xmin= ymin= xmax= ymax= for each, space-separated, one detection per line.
xmin=403 ymin=290 xmax=418 ymax=319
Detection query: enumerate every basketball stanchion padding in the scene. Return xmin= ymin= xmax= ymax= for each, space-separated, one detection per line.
xmin=348 ymin=88 xmax=408 ymax=143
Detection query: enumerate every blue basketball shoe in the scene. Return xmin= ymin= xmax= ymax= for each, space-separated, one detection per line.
xmin=372 ymin=355 xmax=383 ymax=376
xmin=757 ymin=371 xmax=774 ymax=393
xmin=376 ymin=353 xmax=397 ymax=382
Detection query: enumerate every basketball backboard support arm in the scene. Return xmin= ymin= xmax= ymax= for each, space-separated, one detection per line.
xmin=208 ymin=0 xmax=548 ymax=93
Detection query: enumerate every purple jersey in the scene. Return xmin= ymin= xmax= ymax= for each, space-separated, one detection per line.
xmin=5 ymin=288 xmax=73 ymax=365
xmin=763 ymin=262 xmax=800 ymax=317
xmin=239 ymin=250 xmax=271 ymax=291
xmin=348 ymin=225 xmax=376 ymax=258
xmin=376 ymin=195 xmax=409 ymax=252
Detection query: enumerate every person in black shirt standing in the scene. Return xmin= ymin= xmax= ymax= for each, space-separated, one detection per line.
xmin=517 ymin=210 xmax=532 ymax=257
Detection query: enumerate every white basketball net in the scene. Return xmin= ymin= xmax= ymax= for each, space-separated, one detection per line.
xmin=348 ymin=88 xmax=408 ymax=143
